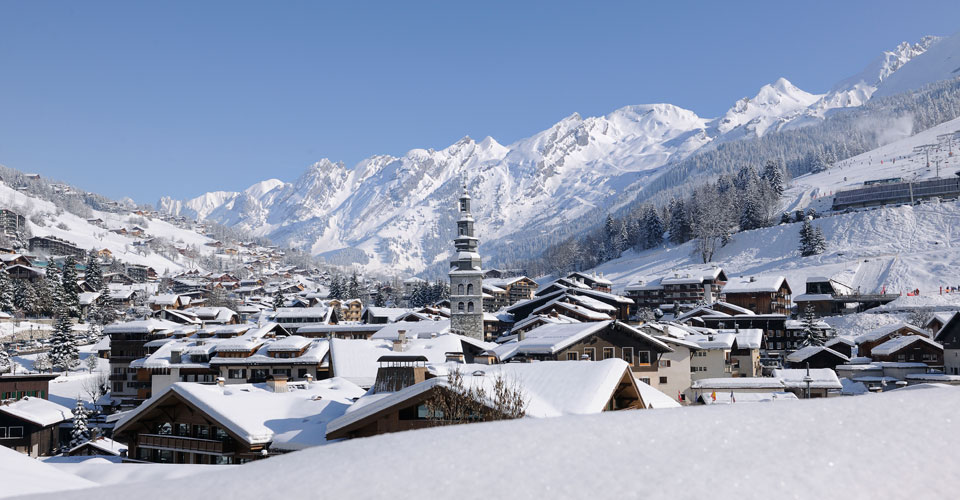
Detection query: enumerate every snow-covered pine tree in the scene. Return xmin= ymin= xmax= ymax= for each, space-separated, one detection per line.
xmin=739 ymin=184 xmax=768 ymax=231
xmin=49 ymin=305 xmax=79 ymax=371
xmin=85 ymin=352 xmax=98 ymax=372
xmin=328 ymin=275 xmax=343 ymax=300
xmin=799 ymin=219 xmax=814 ymax=256
xmin=760 ymin=159 xmax=785 ymax=197
xmin=272 ymin=288 xmax=285 ymax=310
xmin=84 ymin=252 xmax=105 ymax=292
xmin=373 ymin=283 xmax=386 ymax=307
xmin=811 ymin=225 xmax=827 ymax=255
xmin=61 ymin=256 xmax=82 ymax=318
xmin=641 ymin=206 xmax=665 ymax=249
xmin=800 ymin=303 xmax=826 ymax=346
xmin=348 ymin=272 xmax=361 ymax=300
xmin=0 ymin=349 xmax=11 ymax=374
xmin=668 ymin=198 xmax=692 ymax=245
xmin=70 ymin=398 xmax=90 ymax=448
xmin=0 ymin=270 xmax=14 ymax=314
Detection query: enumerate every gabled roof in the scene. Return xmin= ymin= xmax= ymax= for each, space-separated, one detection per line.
xmin=327 ymin=359 xmax=643 ymax=437
xmin=0 ymin=397 xmax=72 ymax=426
xmin=772 ymin=368 xmax=843 ymax=390
xmin=786 ymin=346 xmax=850 ymax=364
xmin=496 ymin=321 xmax=671 ymax=359
xmin=722 ymin=275 xmax=789 ymax=294
xmin=871 ymin=335 xmax=943 ymax=356
xmin=115 ymin=379 xmax=365 ymax=449
xmin=370 ymin=320 xmax=451 ymax=340
xmin=855 ymin=322 xmax=928 ymax=344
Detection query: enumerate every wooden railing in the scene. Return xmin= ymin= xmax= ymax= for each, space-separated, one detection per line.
xmin=139 ymin=434 xmax=225 ymax=453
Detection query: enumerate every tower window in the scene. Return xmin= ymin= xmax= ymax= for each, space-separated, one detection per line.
xmin=460 ymin=201 xmax=467 ymax=212
xmin=458 ymin=302 xmax=465 ymax=312
xmin=467 ymin=302 xmax=475 ymax=313
xmin=458 ymin=284 xmax=464 ymax=295
xmin=466 ymin=284 xmax=474 ymax=295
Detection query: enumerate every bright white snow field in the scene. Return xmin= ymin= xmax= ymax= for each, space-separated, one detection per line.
xmin=12 ymin=385 xmax=960 ymax=499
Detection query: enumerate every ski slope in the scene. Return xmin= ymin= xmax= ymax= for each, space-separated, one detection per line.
xmin=593 ymin=199 xmax=960 ymax=300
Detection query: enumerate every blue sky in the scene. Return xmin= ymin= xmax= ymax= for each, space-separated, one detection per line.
xmin=0 ymin=1 xmax=957 ymax=203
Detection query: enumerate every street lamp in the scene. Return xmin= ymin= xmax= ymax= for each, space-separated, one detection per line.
xmin=803 ymin=362 xmax=813 ymax=400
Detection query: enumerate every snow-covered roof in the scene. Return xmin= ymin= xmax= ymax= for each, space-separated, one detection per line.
xmin=360 ymin=307 xmax=411 ymax=322
xmin=510 ymin=313 xmax=580 ymax=333
xmin=722 ymin=275 xmax=787 ymax=294
xmin=0 ymin=396 xmax=73 ymax=426
xmin=329 ymin=335 xmax=496 ymax=388
xmin=685 ymin=333 xmax=736 ymax=350
xmin=115 ymin=379 xmax=366 ymax=449
xmin=103 ymin=319 xmax=179 ymax=335
xmin=328 ymin=359 xmax=640 ymax=436
xmin=270 ymin=307 xmax=334 ymax=320
xmin=266 ymin=335 xmax=312 ymax=352
xmin=67 ymin=436 xmax=126 ymax=456
xmin=369 ymin=320 xmax=451 ymax=340
xmin=786 ymin=345 xmax=850 ymax=363
xmin=211 ymin=339 xmax=329 ymax=366
xmin=78 ymin=291 xmax=101 ymax=306
xmin=772 ymin=369 xmax=843 ymax=390
xmin=719 ymin=328 xmax=763 ymax=350
xmin=532 ymin=299 xmax=612 ymax=321
xmin=691 ymin=378 xmax=786 ymax=390
xmin=495 ymin=320 xmax=671 ymax=360
xmin=870 ymin=335 xmax=942 ymax=356
xmin=825 ymin=336 xmax=856 ymax=348
xmin=855 ymin=322 xmax=928 ymax=344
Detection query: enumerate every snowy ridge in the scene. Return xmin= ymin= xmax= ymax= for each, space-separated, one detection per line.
xmin=157 ymin=34 xmax=950 ymax=274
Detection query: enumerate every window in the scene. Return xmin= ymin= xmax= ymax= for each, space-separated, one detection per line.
xmin=659 ymin=359 xmax=671 ymax=368
xmin=640 ymin=378 xmax=651 ymax=385
xmin=467 ymin=284 xmax=474 ymax=295
xmin=583 ymin=347 xmax=596 ymax=361
xmin=602 ymin=347 xmax=615 ymax=360
xmin=659 ymin=376 xmax=668 ymax=384
xmin=467 ymin=302 xmax=475 ymax=313
xmin=636 ymin=351 xmax=651 ymax=365
xmin=228 ymin=369 xmax=247 ymax=379
xmin=458 ymin=284 xmax=464 ymax=295
xmin=298 ymin=369 xmax=309 ymax=379
xmin=622 ymin=347 xmax=634 ymax=366
xmin=458 ymin=302 xmax=465 ymax=312
xmin=566 ymin=352 xmax=579 ymax=361
xmin=273 ymin=368 xmax=291 ymax=377
xmin=176 ymin=423 xmax=190 ymax=437
xmin=0 ymin=428 xmax=5 ymax=439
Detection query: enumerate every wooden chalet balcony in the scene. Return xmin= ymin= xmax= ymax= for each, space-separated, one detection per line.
xmin=139 ymin=434 xmax=225 ymax=454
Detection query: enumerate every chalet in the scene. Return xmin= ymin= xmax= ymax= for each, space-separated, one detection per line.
xmin=510 ymin=313 xmax=581 ymax=339
xmin=636 ymin=326 xmax=699 ymax=402
xmin=147 ymin=294 xmax=190 ymax=311
xmin=154 ymin=308 xmax=202 ymax=326
xmin=328 ymin=335 xmax=495 ymax=389
xmin=361 ymin=306 xmax=410 ymax=324
xmin=211 ymin=335 xmax=330 ymax=384
xmin=660 ymin=267 xmax=728 ymax=309
xmin=925 ymin=312 xmax=958 ymax=334
xmin=126 ymin=265 xmax=157 ymax=283
xmin=0 ymin=374 xmax=58 ymax=401
xmin=700 ymin=314 xmax=789 ymax=353
xmin=491 ymin=320 xmax=673 ymax=381
xmin=506 ymin=286 xmax=633 ymax=324
xmin=566 ymin=272 xmax=613 ymax=293
xmin=0 ymin=253 xmax=32 ymax=269
xmin=785 ymin=345 xmax=850 ymax=370
xmin=771 ymin=368 xmax=843 ymax=398
xmin=824 ymin=336 xmax=856 ymax=358
xmin=325 ymin=358 xmax=647 ymax=441
xmin=187 ymin=307 xmax=240 ymax=326
xmin=936 ymin=314 xmax=960 ymax=376
xmin=107 ymin=288 xmax=138 ymax=308
xmin=0 ymin=397 xmax=72 ymax=457
xmin=793 ymin=275 xmax=853 ymax=317
xmin=625 ymin=277 xmax=664 ymax=311
xmin=0 ymin=209 xmax=26 ymax=238
xmin=870 ymin=336 xmax=943 ymax=367
xmin=95 ymin=248 xmax=113 ymax=259
xmin=685 ymin=330 xmax=762 ymax=380
xmin=104 ymin=319 xmax=180 ymax=406
xmin=66 ymin=436 xmax=126 ymax=457
xmin=28 ymin=236 xmax=85 ymax=259
xmin=4 ymin=264 xmax=45 ymax=282
xmin=482 ymin=282 xmax=508 ymax=312
xmin=297 ymin=324 xmax=384 ymax=340
xmin=269 ymin=307 xmax=339 ymax=333
xmin=721 ymin=275 xmax=792 ymax=315
xmin=112 ymin=378 xmax=365 ymax=464
xmin=855 ymin=322 xmax=928 ymax=359
xmin=771 ymin=319 xmax=836 ymax=353
xmin=104 ymin=272 xmax=136 ymax=285
xmin=328 ymin=298 xmax=363 ymax=322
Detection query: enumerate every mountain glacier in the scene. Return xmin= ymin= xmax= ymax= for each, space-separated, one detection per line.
xmin=158 ymin=35 xmax=950 ymax=276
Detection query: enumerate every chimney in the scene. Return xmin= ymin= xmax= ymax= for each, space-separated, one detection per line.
xmin=267 ymin=375 xmax=288 ymax=393
xmin=393 ymin=330 xmax=408 ymax=352
xmin=216 ymin=377 xmax=225 ymax=387
xmin=305 ymin=373 xmax=314 ymax=384
xmin=445 ymin=352 xmax=465 ymax=364
xmin=749 ymin=276 xmax=756 ymax=282
xmin=170 ymin=350 xmax=182 ymax=364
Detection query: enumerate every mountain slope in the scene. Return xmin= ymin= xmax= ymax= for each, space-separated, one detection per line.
xmin=159 ymin=35 xmax=948 ymax=275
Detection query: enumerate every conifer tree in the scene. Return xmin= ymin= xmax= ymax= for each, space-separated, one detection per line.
xmin=84 ymin=253 xmax=105 ymax=292
xmin=70 ymin=398 xmax=90 ymax=448
xmin=800 ymin=303 xmax=826 ymax=347
xmin=0 ymin=270 xmax=13 ymax=314
xmin=272 ymin=288 xmax=285 ymax=310
xmin=328 ymin=275 xmax=343 ymax=300
xmin=641 ymin=206 xmax=665 ymax=249
xmin=0 ymin=349 xmax=11 ymax=374
xmin=668 ymin=198 xmax=692 ymax=245
xmin=61 ymin=256 xmax=82 ymax=318
xmin=49 ymin=305 xmax=79 ymax=371
xmin=348 ymin=272 xmax=361 ymax=300
xmin=761 ymin=159 xmax=785 ymax=196
xmin=373 ymin=283 xmax=386 ymax=307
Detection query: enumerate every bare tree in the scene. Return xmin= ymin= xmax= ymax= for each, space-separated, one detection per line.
xmin=425 ymin=369 xmax=526 ymax=425
xmin=83 ymin=370 xmax=110 ymax=410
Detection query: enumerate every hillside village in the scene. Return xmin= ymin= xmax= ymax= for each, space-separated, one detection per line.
xmin=2 ymin=17 xmax=960 ymax=499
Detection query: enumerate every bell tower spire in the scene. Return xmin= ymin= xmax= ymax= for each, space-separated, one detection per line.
xmin=449 ymin=180 xmax=484 ymax=341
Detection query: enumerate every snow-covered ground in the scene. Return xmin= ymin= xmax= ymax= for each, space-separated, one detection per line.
xmin=783 ymin=115 xmax=960 ymax=213
xmin=595 ymin=200 xmax=960 ymax=315
xmin=9 ymin=342 xmax=109 ymax=409
xmin=0 ymin=179 xmax=216 ymax=274
xmin=14 ymin=385 xmax=960 ymax=499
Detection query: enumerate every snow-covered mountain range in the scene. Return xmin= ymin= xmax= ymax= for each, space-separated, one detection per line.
xmin=158 ymin=33 xmax=959 ymax=275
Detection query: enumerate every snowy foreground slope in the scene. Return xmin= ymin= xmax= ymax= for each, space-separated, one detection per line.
xmin=157 ymin=35 xmax=947 ymax=274
xmin=19 ymin=386 xmax=960 ymax=500
xmin=594 ymin=200 xmax=960 ymax=296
